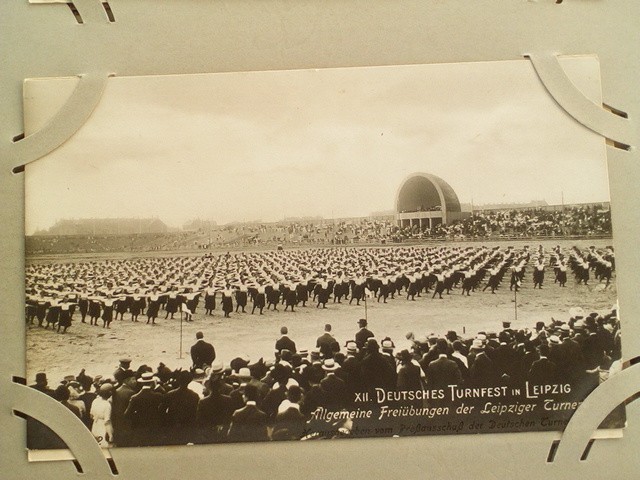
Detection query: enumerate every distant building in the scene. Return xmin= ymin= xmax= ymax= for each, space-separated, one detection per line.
xmin=395 ymin=173 xmax=470 ymax=230
xmin=42 ymin=218 xmax=169 ymax=235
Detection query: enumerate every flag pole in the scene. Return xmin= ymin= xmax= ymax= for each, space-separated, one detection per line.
xmin=179 ymin=311 xmax=183 ymax=359
xmin=364 ymin=290 xmax=368 ymax=321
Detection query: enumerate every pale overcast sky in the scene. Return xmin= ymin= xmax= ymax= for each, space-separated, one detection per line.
xmin=25 ymin=58 xmax=609 ymax=234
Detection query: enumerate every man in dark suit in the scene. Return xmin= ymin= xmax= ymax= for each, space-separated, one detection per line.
xmin=161 ymin=370 xmax=199 ymax=445
xmin=275 ymin=326 xmax=297 ymax=354
xmin=113 ymin=358 xmax=134 ymax=386
xmin=227 ymin=384 xmax=269 ymax=442
xmin=319 ymin=359 xmax=348 ymax=409
xmin=190 ymin=331 xmax=216 ymax=370
xmin=361 ymin=338 xmax=396 ymax=393
xmin=111 ymin=373 xmax=138 ymax=446
xmin=528 ymin=344 xmax=558 ymax=385
xmin=271 ymin=385 xmax=306 ymax=441
xmin=426 ymin=339 xmax=462 ymax=389
xmin=196 ymin=376 xmax=234 ymax=443
xmin=396 ymin=350 xmax=422 ymax=391
xmin=355 ymin=318 xmax=374 ymax=350
xmin=30 ymin=372 xmax=54 ymax=397
xmin=123 ymin=373 xmax=166 ymax=446
xmin=316 ymin=324 xmax=340 ymax=359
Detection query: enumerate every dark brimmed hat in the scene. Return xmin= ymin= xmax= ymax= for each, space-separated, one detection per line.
xmin=395 ymin=349 xmax=413 ymax=362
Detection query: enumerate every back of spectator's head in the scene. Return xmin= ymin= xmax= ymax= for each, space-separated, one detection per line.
xmin=98 ymin=383 xmax=114 ymax=399
xmin=436 ymin=338 xmax=449 ymax=355
xmin=244 ymin=383 xmax=259 ymax=402
xmin=324 ymin=323 xmax=332 ymax=332
xmin=280 ymin=326 xmax=288 ymax=335
xmin=287 ymin=384 xmax=303 ymax=404
xmin=452 ymin=340 xmax=464 ymax=352
xmin=177 ymin=370 xmax=193 ymax=387
xmin=54 ymin=385 xmax=70 ymax=402
xmin=538 ymin=344 xmax=550 ymax=357
xmin=196 ymin=331 xmax=204 ymax=340
xmin=271 ymin=363 xmax=291 ymax=384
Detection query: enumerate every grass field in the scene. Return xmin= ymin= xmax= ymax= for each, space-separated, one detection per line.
xmin=25 ymin=238 xmax=617 ymax=383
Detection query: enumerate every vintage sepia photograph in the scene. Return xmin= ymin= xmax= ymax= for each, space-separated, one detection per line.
xmin=23 ymin=59 xmax=622 ymax=449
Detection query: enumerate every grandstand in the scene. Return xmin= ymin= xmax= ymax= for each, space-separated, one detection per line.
xmin=25 ymin=203 xmax=612 ymax=256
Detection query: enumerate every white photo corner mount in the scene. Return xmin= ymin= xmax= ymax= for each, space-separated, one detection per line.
xmin=2 ymin=1 xmax=640 ymax=480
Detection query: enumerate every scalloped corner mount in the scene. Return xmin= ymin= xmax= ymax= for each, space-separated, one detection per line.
xmin=527 ymin=53 xmax=635 ymax=149
xmin=551 ymin=363 xmax=640 ymax=465
xmin=3 ymin=72 xmax=108 ymax=171
xmin=8 ymin=381 xmax=114 ymax=478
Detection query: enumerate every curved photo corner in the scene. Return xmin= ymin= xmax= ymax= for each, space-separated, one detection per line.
xmin=552 ymin=362 xmax=640 ymax=465
xmin=526 ymin=54 xmax=635 ymax=149
xmin=4 ymin=73 xmax=108 ymax=171
xmin=9 ymin=382 xmax=114 ymax=477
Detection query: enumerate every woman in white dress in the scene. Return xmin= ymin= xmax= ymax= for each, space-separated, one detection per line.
xmin=90 ymin=384 xmax=114 ymax=447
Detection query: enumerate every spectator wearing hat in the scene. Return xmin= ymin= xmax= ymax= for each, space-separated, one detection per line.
xmin=451 ymin=341 xmax=470 ymax=379
xmin=425 ymin=339 xmax=462 ymax=390
xmin=491 ymin=332 xmax=519 ymax=383
xmin=319 ymin=359 xmax=348 ymax=409
xmin=528 ymin=344 xmax=557 ymax=385
xmin=113 ymin=358 xmax=134 ymax=386
xmin=272 ymin=385 xmax=306 ymax=441
xmin=396 ymin=349 xmax=423 ymax=393
xmin=361 ymin=339 xmax=396 ymax=394
xmin=355 ymin=319 xmax=374 ymax=350
xmin=340 ymin=342 xmax=363 ymax=404
xmin=227 ymin=384 xmax=269 ymax=443
xmin=316 ymin=324 xmax=340 ymax=359
xmin=262 ymin=364 xmax=293 ymax=419
xmin=196 ymin=374 xmax=234 ymax=443
xmin=275 ymin=326 xmax=297 ymax=354
xmin=53 ymin=384 xmax=83 ymax=419
xmin=161 ymin=370 xmax=199 ymax=445
xmin=124 ymin=373 xmax=166 ymax=446
xmin=66 ymin=381 xmax=88 ymax=424
xmin=111 ymin=373 xmax=137 ymax=446
xmin=519 ymin=342 xmax=539 ymax=380
xmin=190 ymin=332 xmax=216 ymax=370
xmin=90 ymin=383 xmax=114 ymax=447
xmin=30 ymin=372 xmax=54 ymax=397
xmin=380 ymin=337 xmax=397 ymax=373
xmin=468 ymin=345 xmax=500 ymax=387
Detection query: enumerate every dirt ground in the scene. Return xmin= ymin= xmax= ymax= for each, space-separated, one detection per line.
xmin=25 ymin=238 xmax=617 ymax=384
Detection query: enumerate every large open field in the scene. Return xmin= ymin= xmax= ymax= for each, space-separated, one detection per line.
xmin=25 ymin=238 xmax=617 ymax=383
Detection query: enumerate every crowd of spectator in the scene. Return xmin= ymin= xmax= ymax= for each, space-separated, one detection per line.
xmin=26 ymin=206 xmax=612 ymax=255
xmin=28 ymin=305 xmax=621 ymax=448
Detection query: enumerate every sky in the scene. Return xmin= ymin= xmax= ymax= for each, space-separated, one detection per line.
xmin=25 ymin=58 xmax=610 ymax=234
